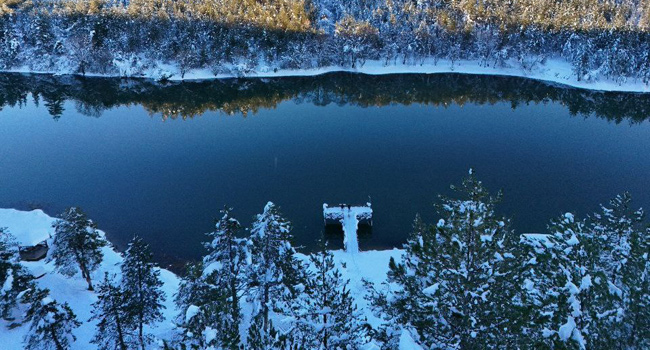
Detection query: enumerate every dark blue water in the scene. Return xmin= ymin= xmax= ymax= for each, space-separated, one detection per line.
xmin=1 ymin=73 xmax=649 ymax=266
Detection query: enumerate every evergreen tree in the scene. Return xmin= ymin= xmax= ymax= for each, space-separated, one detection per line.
xmin=527 ymin=212 xmax=614 ymax=350
xmin=621 ymin=224 xmax=650 ymax=350
xmin=174 ymin=262 xmax=218 ymax=349
xmin=590 ymin=193 xmax=650 ymax=349
xmin=121 ymin=236 xmax=166 ymax=350
xmin=528 ymin=213 xmax=591 ymax=349
xmin=50 ymin=207 xmax=106 ymax=290
xmin=23 ymin=288 xmax=81 ymax=350
xmin=369 ymin=170 xmax=526 ymax=349
xmin=0 ymin=228 xmax=33 ymax=320
xmin=89 ymin=273 xmax=135 ymax=350
xmin=297 ymin=241 xmax=368 ymax=349
xmin=246 ymin=313 xmax=281 ymax=350
xmin=246 ymin=201 xmax=306 ymax=346
xmin=366 ymin=214 xmax=447 ymax=348
xmin=202 ymin=206 xmax=247 ymax=349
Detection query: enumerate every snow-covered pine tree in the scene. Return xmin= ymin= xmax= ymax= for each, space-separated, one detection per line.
xmin=591 ymin=193 xmax=649 ymax=349
xmin=174 ymin=262 xmax=219 ymax=349
xmin=0 ymin=227 xmax=34 ymax=320
xmin=432 ymin=171 xmax=529 ymax=349
xmin=202 ymin=206 xmax=247 ymax=349
xmin=622 ymin=224 xmax=650 ymax=350
xmin=527 ymin=212 xmax=613 ymax=350
xmin=121 ymin=236 xmax=166 ymax=350
xmin=524 ymin=213 xmax=587 ymax=349
xmin=50 ymin=207 xmax=106 ymax=290
xmin=365 ymin=214 xmax=448 ymax=348
xmin=246 ymin=201 xmax=306 ymax=347
xmin=371 ymin=170 xmax=526 ymax=349
xmin=296 ymin=240 xmax=368 ymax=349
xmin=246 ymin=312 xmax=282 ymax=350
xmin=89 ymin=273 xmax=136 ymax=350
xmin=23 ymin=288 xmax=81 ymax=350
xmin=591 ymin=193 xmax=643 ymax=290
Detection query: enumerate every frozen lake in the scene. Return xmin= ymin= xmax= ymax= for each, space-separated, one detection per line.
xmin=1 ymin=73 xmax=649 ymax=267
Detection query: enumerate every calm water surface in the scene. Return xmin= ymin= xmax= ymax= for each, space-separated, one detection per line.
xmin=1 ymin=73 xmax=649 ymax=266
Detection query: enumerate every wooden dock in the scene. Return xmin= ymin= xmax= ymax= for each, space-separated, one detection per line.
xmin=323 ymin=203 xmax=372 ymax=253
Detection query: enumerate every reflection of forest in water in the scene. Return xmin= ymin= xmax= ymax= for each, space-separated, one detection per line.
xmin=1 ymin=73 xmax=649 ymax=123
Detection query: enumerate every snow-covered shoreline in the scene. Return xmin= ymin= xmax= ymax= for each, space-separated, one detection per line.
xmin=4 ymin=58 xmax=650 ymax=93
xmin=0 ymin=208 xmax=402 ymax=349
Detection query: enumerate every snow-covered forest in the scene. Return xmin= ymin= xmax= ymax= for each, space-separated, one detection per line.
xmin=1 ymin=171 xmax=649 ymax=349
xmin=1 ymin=0 xmax=650 ymax=84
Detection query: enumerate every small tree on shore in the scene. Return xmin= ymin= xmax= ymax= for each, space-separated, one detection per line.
xmin=23 ymin=288 xmax=80 ymax=350
xmin=246 ymin=202 xmax=306 ymax=346
xmin=90 ymin=273 xmax=135 ymax=350
xmin=369 ymin=170 xmax=527 ymax=349
xmin=0 ymin=228 xmax=34 ymax=320
xmin=175 ymin=261 xmax=222 ymax=349
xmin=297 ymin=240 xmax=369 ymax=349
xmin=50 ymin=207 xmax=105 ymax=290
xmin=121 ymin=236 xmax=166 ymax=350
xmin=202 ymin=206 xmax=247 ymax=348
xmin=529 ymin=195 xmax=650 ymax=350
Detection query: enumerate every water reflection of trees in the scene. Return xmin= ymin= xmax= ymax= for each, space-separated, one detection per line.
xmin=1 ymin=73 xmax=649 ymax=124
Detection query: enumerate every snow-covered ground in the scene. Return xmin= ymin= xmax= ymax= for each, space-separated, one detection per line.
xmin=0 ymin=208 xmax=403 ymax=349
xmin=5 ymin=58 xmax=650 ymax=93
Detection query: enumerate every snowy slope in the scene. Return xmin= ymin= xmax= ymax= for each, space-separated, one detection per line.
xmin=0 ymin=208 xmax=180 ymax=349
xmin=0 ymin=208 xmax=405 ymax=349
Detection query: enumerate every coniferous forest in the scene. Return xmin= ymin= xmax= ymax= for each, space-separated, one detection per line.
xmin=0 ymin=0 xmax=649 ymax=82
xmin=1 ymin=172 xmax=649 ymax=349
xmin=1 ymin=0 xmax=650 ymax=348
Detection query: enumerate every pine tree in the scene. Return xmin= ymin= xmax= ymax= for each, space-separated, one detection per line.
xmin=297 ymin=240 xmax=368 ymax=349
xmin=246 ymin=201 xmax=306 ymax=346
xmin=121 ymin=236 xmax=166 ymax=350
xmin=369 ymin=170 xmax=526 ymax=349
xmin=622 ymin=224 xmax=650 ymax=350
xmin=23 ymin=288 xmax=81 ymax=350
xmin=50 ymin=207 xmax=106 ymax=290
xmin=246 ymin=312 xmax=281 ymax=350
xmin=202 ymin=206 xmax=247 ymax=349
xmin=366 ymin=213 xmax=448 ymax=348
xmin=0 ymin=228 xmax=33 ymax=320
xmin=89 ymin=273 xmax=135 ymax=350
xmin=526 ymin=212 xmax=614 ymax=350
xmin=174 ymin=262 xmax=218 ymax=349
xmin=590 ymin=193 xmax=649 ymax=349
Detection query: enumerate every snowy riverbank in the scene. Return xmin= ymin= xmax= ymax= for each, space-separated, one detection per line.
xmin=5 ymin=58 xmax=650 ymax=93
xmin=0 ymin=208 xmax=404 ymax=349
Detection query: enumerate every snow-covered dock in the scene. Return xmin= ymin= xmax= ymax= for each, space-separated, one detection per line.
xmin=323 ymin=203 xmax=372 ymax=254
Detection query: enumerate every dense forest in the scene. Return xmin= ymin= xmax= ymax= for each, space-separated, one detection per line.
xmin=2 ymin=73 xmax=650 ymax=122
xmin=0 ymin=0 xmax=649 ymax=82
xmin=2 ymin=173 xmax=649 ymax=349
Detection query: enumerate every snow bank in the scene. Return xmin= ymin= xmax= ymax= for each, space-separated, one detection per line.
xmin=0 ymin=209 xmax=54 ymax=246
xmin=0 ymin=208 xmax=403 ymax=349
xmin=4 ymin=58 xmax=650 ymax=93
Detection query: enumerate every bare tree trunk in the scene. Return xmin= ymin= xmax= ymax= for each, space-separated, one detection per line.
xmin=50 ymin=326 xmax=64 ymax=350
xmin=263 ymin=284 xmax=269 ymax=333
xmin=139 ymin=313 xmax=145 ymax=350
xmin=80 ymin=264 xmax=93 ymax=290
xmin=115 ymin=311 xmax=127 ymax=350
